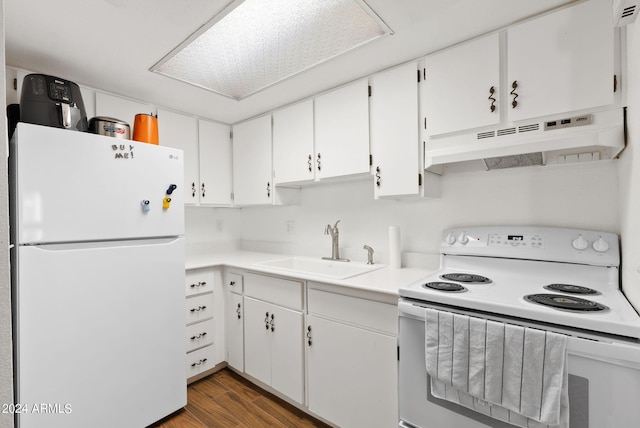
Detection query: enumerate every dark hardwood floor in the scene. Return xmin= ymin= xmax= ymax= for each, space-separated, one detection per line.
xmin=153 ymin=368 xmax=332 ymax=428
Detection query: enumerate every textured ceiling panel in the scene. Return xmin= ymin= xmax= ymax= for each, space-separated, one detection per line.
xmin=152 ymin=0 xmax=390 ymax=99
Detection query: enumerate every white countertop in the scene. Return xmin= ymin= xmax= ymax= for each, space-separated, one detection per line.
xmin=185 ymin=250 xmax=436 ymax=297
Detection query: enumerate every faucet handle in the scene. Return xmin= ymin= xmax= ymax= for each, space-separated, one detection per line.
xmin=363 ymin=245 xmax=374 ymax=265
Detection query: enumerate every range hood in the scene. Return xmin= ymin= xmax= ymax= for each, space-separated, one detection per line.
xmin=614 ymin=0 xmax=639 ymax=26
xmin=425 ymin=108 xmax=625 ymax=173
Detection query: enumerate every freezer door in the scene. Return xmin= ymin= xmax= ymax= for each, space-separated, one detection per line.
xmin=13 ymin=237 xmax=186 ymax=428
xmin=12 ymin=123 xmax=184 ymax=244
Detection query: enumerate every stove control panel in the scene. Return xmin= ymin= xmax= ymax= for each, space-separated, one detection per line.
xmin=488 ymin=233 xmax=544 ymax=248
xmin=441 ymin=226 xmax=619 ymax=267
xmin=442 ymin=231 xmax=544 ymax=248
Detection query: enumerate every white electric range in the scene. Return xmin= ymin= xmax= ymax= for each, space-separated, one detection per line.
xmin=398 ymin=226 xmax=640 ymax=428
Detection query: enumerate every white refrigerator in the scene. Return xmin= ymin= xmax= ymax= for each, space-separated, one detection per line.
xmin=10 ymin=123 xmax=187 ymax=428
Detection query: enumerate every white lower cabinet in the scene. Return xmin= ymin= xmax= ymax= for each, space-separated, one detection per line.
xmin=244 ymin=297 xmax=304 ymax=403
xmin=224 ymin=272 xmax=398 ymax=426
xmin=306 ymin=285 xmax=399 ymax=428
xmin=185 ymin=268 xmax=219 ymax=383
xmin=225 ymin=272 xmax=244 ymax=371
xmin=243 ymin=273 xmax=304 ymax=404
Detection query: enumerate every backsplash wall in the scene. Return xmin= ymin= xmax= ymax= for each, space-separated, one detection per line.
xmin=231 ymin=160 xmax=619 ymax=268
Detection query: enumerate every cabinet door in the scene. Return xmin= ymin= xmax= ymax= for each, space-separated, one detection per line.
xmin=271 ymin=306 xmax=304 ymax=404
xmin=232 ymin=115 xmax=273 ymax=205
xmin=422 ymin=33 xmax=500 ymax=136
xmin=315 ymin=79 xmax=370 ymax=179
xmin=243 ymin=296 xmax=272 ymax=385
xmin=226 ymin=291 xmax=244 ymax=371
xmin=198 ymin=119 xmax=232 ymax=205
xmin=370 ymin=63 xmax=420 ymax=198
xmin=307 ymin=315 xmax=398 ymax=428
xmin=507 ymin=0 xmax=614 ymax=122
xmin=273 ymin=100 xmax=315 ymax=184
xmin=157 ymin=108 xmax=199 ymax=205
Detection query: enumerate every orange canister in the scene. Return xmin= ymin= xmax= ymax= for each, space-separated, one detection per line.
xmin=132 ymin=113 xmax=159 ymax=145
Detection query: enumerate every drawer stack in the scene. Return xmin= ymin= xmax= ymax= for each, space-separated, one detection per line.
xmin=185 ymin=269 xmax=216 ymax=381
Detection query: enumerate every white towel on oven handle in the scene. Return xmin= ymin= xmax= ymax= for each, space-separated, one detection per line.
xmin=425 ymin=308 xmax=569 ymax=428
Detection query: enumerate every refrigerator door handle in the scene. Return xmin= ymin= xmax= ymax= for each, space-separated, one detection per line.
xmin=20 ymin=237 xmax=183 ymax=252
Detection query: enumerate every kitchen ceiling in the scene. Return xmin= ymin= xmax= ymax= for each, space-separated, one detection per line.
xmin=5 ymin=0 xmax=575 ymax=124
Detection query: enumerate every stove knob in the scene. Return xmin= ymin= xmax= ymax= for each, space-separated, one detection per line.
xmin=593 ymin=236 xmax=610 ymax=253
xmin=444 ymin=232 xmax=456 ymax=245
xmin=571 ymin=234 xmax=589 ymax=251
xmin=456 ymin=231 xmax=469 ymax=245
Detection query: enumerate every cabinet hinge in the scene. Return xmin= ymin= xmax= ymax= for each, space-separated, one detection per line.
xmin=614 ymin=74 xmax=618 ymax=93
xmin=423 ymin=68 xmax=426 ymax=80
xmin=369 ymin=154 xmax=373 ymax=166
xmin=13 ymin=78 xmax=17 ymax=90
xmin=368 ymin=85 xmax=372 ymax=97
xmin=424 ymin=117 xmax=427 ymax=130
xmin=418 ymin=173 xmax=422 ymax=186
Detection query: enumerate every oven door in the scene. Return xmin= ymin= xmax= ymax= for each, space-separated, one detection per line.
xmin=398 ymin=300 xmax=640 ymax=428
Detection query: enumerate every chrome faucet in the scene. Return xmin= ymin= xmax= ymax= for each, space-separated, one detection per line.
xmin=363 ymin=245 xmax=374 ymax=265
xmin=323 ymin=220 xmax=349 ymax=261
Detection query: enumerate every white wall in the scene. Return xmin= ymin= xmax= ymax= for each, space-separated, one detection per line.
xmin=0 ymin=0 xmax=14 ymax=427
xmin=239 ymin=160 xmax=619 ymax=268
xmin=184 ymin=206 xmax=242 ymax=258
xmin=619 ymin=23 xmax=640 ymax=310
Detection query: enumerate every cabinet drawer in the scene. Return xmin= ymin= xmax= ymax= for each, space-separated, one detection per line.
xmin=245 ymin=273 xmax=303 ymax=311
xmin=226 ymin=272 xmax=243 ymax=294
xmin=308 ymin=288 xmax=397 ymax=335
xmin=186 ymin=344 xmax=216 ymax=379
xmin=186 ymin=318 xmax=215 ymax=352
xmin=185 ymin=269 xmax=215 ymax=297
xmin=186 ymin=292 xmax=214 ymax=325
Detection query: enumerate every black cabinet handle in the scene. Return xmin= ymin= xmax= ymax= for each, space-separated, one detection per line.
xmin=489 ymin=86 xmax=496 ymax=112
xmin=510 ymin=80 xmax=518 ymax=108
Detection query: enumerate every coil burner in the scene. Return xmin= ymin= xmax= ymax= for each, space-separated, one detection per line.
xmin=440 ymin=273 xmax=491 ymax=284
xmin=544 ymin=283 xmax=599 ymax=295
xmin=524 ymin=293 xmax=608 ymax=312
xmin=423 ymin=282 xmax=467 ymax=293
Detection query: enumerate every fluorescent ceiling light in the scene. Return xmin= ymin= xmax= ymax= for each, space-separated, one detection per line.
xmin=151 ymin=0 xmax=392 ymax=100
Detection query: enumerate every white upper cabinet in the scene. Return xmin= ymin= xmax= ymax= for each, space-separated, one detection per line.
xmin=272 ymin=100 xmax=315 ymax=185
xmin=422 ymin=0 xmax=616 ymax=136
xmin=422 ymin=33 xmax=501 ymax=136
xmin=198 ymin=119 xmax=233 ymax=206
xmin=232 ymin=115 xmax=273 ymax=206
xmin=314 ymin=79 xmax=371 ymax=180
xmin=369 ymin=62 xmax=421 ymax=198
xmin=506 ymin=0 xmax=614 ymax=122
xmin=157 ymin=108 xmax=200 ymax=205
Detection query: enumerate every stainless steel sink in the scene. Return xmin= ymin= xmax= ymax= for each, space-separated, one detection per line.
xmin=255 ymin=256 xmax=383 ymax=279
